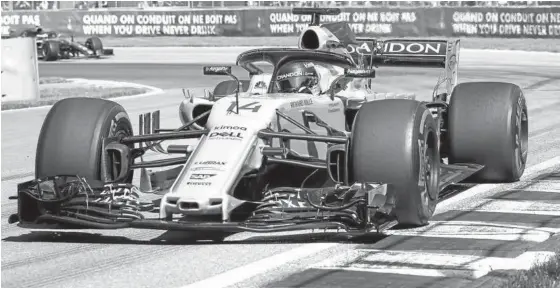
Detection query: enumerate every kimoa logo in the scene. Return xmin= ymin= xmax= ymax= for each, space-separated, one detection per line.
xmin=214 ymin=125 xmax=247 ymax=131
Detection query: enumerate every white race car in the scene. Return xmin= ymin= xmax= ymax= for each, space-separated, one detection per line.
xmin=9 ymin=9 xmax=528 ymax=240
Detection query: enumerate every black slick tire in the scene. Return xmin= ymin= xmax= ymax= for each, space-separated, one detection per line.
xmin=43 ymin=40 xmax=60 ymax=61
xmin=349 ymin=99 xmax=440 ymax=226
xmin=35 ymin=98 xmax=134 ymax=185
xmin=448 ymin=82 xmax=528 ymax=182
xmin=85 ymin=36 xmax=103 ymax=55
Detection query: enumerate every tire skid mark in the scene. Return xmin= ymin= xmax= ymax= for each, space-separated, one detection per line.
xmin=523 ymin=77 xmax=560 ymax=90
xmin=529 ymin=123 xmax=560 ymax=138
xmin=1 ymin=229 xmax=162 ymax=271
xmin=529 ymin=100 xmax=560 ymax=116
xmin=1 ymin=172 xmax=34 ymax=181
xmin=3 ymin=244 xmax=181 ymax=288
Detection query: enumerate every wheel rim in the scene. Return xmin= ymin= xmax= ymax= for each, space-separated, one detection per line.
xmin=514 ymin=101 xmax=528 ymax=170
xmin=420 ymin=132 xmax=439 ymax=210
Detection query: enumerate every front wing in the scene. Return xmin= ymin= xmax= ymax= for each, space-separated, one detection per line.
xmin=9 ymin=163 xmax=482 ymax=236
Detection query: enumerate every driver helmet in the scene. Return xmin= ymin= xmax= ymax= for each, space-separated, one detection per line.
xmin=275 ymin=62 xmax=320 ymax=94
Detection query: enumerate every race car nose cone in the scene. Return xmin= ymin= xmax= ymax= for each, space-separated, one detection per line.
xmin=175 ymin=197 xmax=223 ymax=215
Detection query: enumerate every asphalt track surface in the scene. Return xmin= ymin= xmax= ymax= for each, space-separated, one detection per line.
xmin=2 ymin=48 xmax=560 ymax=288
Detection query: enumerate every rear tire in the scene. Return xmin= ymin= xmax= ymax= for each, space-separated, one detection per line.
xmin=448 ymin=82 xmax=528 ymax=182
xmin=349 ymin=99 xmax=440 ymax=226
xmin=36 ymin=98 xmax=134 ymax=186
xmin=43 ymin=40 xmax=60 ymax=61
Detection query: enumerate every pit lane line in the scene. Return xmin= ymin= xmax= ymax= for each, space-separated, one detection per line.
xmin=178 ymin=156 xmax=560 ymax=288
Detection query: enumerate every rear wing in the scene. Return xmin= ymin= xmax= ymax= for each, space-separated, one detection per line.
xmin=349 ymin=38 xmax=460 ymax=95
xmin=351 ymin=38 xmax=460 ymax=69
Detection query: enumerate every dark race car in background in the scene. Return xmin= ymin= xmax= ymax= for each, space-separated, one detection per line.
xmin=2 ymin=26 xmax=114 ymax=61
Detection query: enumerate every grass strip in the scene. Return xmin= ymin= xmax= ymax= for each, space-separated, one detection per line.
xmin=2 ymin=80 xmax=149 ymax=110
xmin=498 ymin=251 xmax=560 ymax=288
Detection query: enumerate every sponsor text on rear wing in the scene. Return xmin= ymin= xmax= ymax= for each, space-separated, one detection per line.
xmin=349 ymin=38 xmax=460 ymax=69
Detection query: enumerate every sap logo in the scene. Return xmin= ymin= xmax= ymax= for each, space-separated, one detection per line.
xmin=190 ymin=173 xmax=216 ymax=180
xmin=214 ymin=125 xmax=247 ymax=131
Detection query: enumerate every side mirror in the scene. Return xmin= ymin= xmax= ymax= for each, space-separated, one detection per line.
xmin=203 ymin=66 xmax=232 ymax=76
xmin=244 ymin=62 xmax=263 ymax=77
xmin=328 ymin=68 xmax=376 ymax=101
xmin=344 ymin=68 xmax=376 ymax=78
xmin=203 ymin=66 xmax=242 ymax=114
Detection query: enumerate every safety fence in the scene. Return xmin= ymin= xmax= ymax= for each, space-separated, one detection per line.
xmin=2 ymin=6 xmax=560 ymax=38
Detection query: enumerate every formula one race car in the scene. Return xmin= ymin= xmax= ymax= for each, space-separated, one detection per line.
xmin=2 ymin=26 xmax=113 ymax=61
xmin=8 ymin=9 xmax=528 ymax=240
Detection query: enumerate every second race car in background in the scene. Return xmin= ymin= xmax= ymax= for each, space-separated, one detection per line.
xmin=36 ymin=30 xmax=114 ymax=61
xmin=2 ymin=26 xmax=114 ymax=61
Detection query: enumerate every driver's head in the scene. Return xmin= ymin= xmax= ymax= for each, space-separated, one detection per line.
xmin=276 ymin=62 xmax=319 ymax=94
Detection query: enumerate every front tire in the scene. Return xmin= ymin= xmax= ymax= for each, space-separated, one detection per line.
xmin=36 ymin=98 xmax=134 ymax=186
xmin=85 ymin=36 xmax=103 ymax=55
xmin=349 ymin=99 xmax=440 ymax=226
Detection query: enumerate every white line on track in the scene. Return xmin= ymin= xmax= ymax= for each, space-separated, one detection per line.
xmin=178 ymin=243 xmax=338 ymax=288
xmin=522 ymin=182 xmax=560 ymax=193
xmin=178 ymin=156 xmax=560 ymax=288
xmin=310 ymin=249 xmax=557 ymax=279
xmin=387 ymin=220 xmax=560 ymax=242
xmin=463 ymin=199 xmax=560 ymax=216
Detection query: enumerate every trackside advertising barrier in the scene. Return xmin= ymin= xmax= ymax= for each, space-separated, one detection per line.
xmin=1 ymin=6 xmax=559 ymax=38
xmin=1 ymin=37 xmax=40 ymax=102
